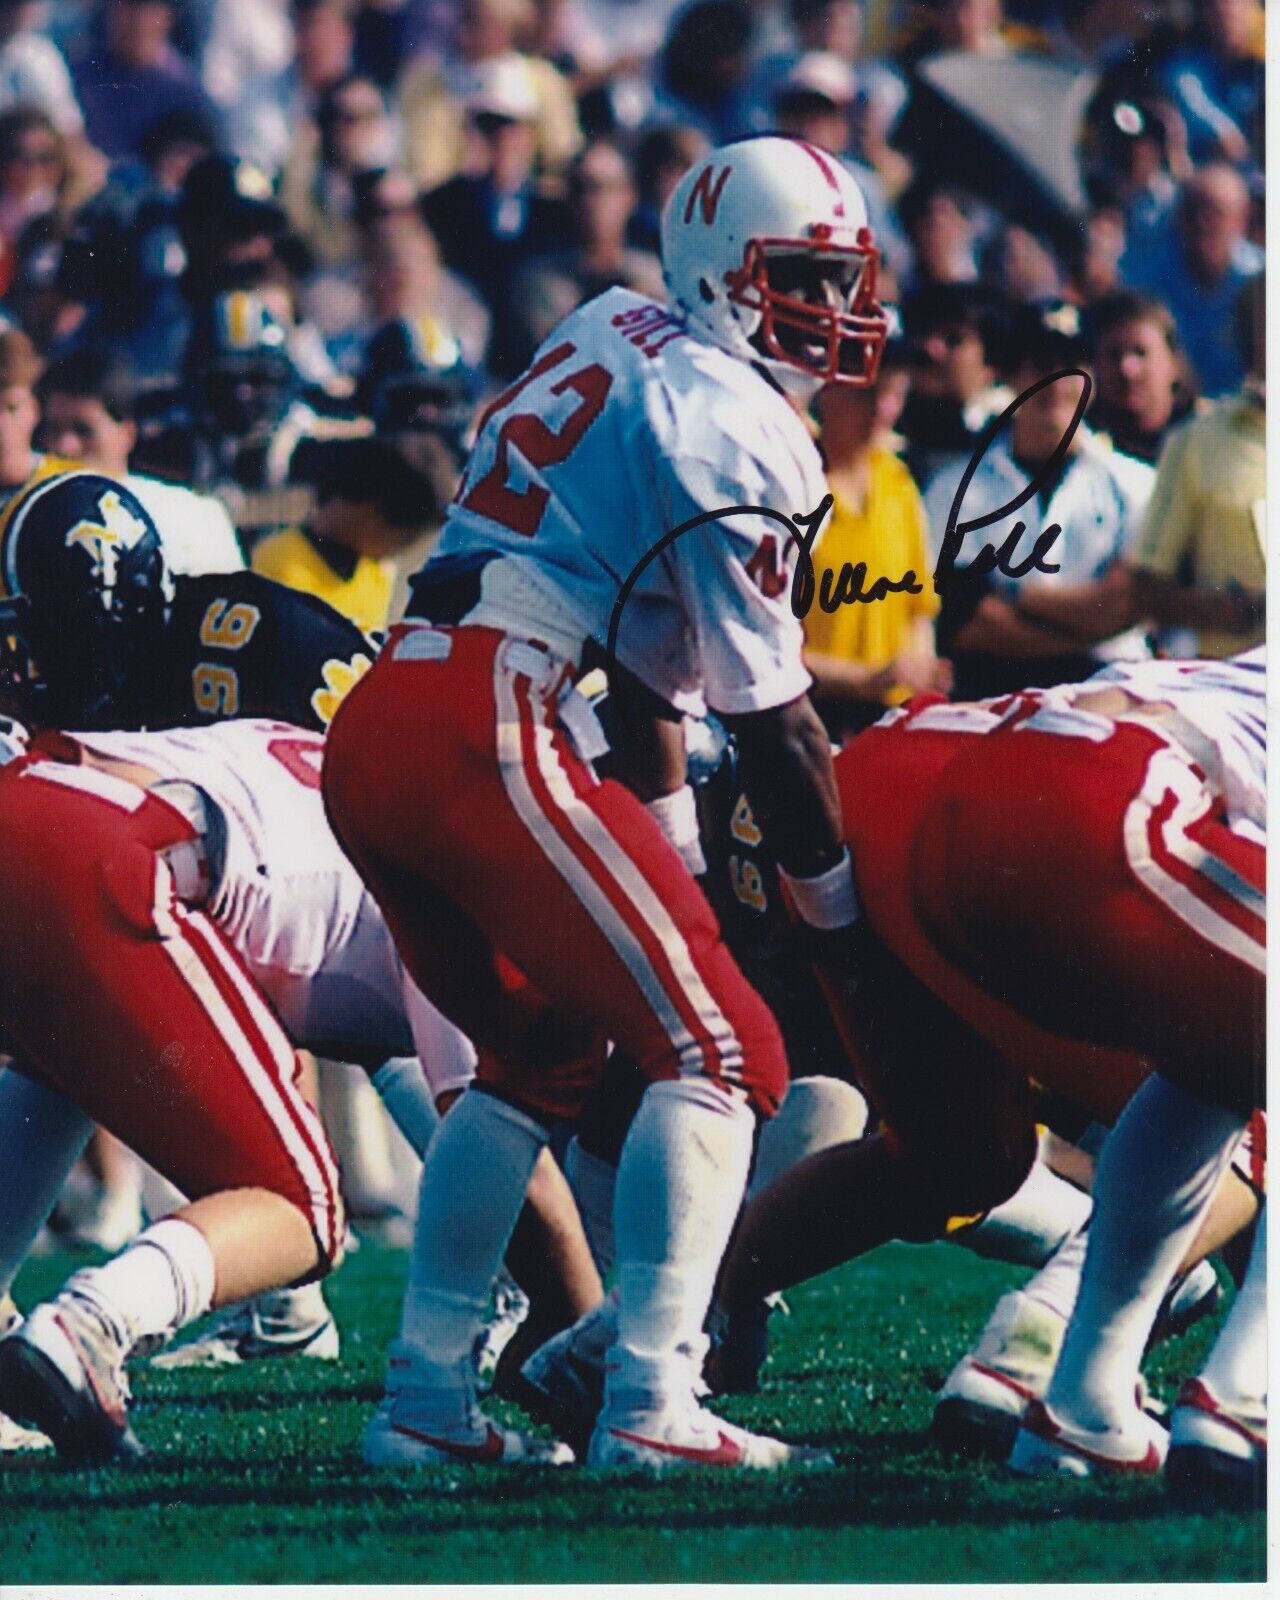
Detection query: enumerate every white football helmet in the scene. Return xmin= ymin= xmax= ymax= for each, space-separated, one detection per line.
xmin=661 ymin=136 xmax=888 ymax=389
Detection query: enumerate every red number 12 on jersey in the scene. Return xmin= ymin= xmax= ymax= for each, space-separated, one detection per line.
xmin=460 ymin=341 xmax=614 ymax=537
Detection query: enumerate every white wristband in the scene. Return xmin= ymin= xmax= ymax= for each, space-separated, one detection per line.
xmin=780 ymin=849 xmax=860 ymax=929
xmin=646 ymin=785 xmax=706 ymax=876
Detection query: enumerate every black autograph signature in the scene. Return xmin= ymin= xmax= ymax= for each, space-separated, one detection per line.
xmin=605 ymin=368 xmax=1092 ymax=680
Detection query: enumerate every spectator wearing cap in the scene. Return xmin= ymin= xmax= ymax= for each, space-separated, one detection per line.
xmin=400 ymin=0 xmax=582 ymax=194
xmin=768 ymin=54 xmax=908 ymax=278
xmin=1085 ymin=96 xmax=1190 ymax=260
xmin=34 ymin=344 xmax=245 ymax=573
xmin=72 ymin=0 xmax=219 ymax=162
xmin=1155 ymin=0 xmax=1263 ymax=170
xmin=803 ymin=345 xmax=952 ymax=740
xmin=897 ymin=281 xmax=1010 ymax=491
xmin=1124 ymin=276 xmax=1265 ymax=661
xmin=506 ymin=138 xmax=662 ymax=374
xmin=420 ymin=55 xmax=571 ymax=376
xmin=749 ymin=2 xmax=910 ymax=198
xmin=1086 ymin=290 xmax=1199 ymax=467
xmin=252 ymin=434 xmax=446 ymax=632
xmin=1121 ymin=162 xmax=1262 ymax=398
xmin=923 ymin=300 xmax=1153 ymax=699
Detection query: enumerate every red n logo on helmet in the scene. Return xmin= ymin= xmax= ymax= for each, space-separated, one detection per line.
xmin=684 ymin=164 xmax=731 ymax=226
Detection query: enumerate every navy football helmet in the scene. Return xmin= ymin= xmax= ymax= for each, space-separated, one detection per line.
xmin=0 ymin=470 xmax=175 ymax=726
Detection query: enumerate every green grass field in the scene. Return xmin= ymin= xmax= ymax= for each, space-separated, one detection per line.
xmin=1 ymin=1240 xmax=1264 ymax=1585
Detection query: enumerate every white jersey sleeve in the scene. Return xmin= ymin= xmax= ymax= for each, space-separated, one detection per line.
xmin=127 ymin=474 xmax=246 ymax=577
xmin=1085 ymin=648 xmax=1267 ymax=834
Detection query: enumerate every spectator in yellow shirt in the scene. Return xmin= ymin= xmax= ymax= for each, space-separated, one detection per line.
xmin=803 ymin=351 xmax=952 ymax=739
xmin=1126 ymin=276 xmax=1265 ymax=658
xmin=252 ymin=434 xmax=451 ymax=634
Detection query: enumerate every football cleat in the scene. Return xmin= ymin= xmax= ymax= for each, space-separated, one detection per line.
xmin=931 ymin=1291 xmax=1062 ymax=1458
xmin=473 ymin=1270 xmax=531 ymax=1391
xmin=365 ymin=1350 xmax=573 ymax=1469
xmin=1009 ymin=1397 xmax=1168 ymax=1479
xmin=150 ymin=1285 xmax=338 ymax=1369
xmin=705 ymin=1297 xmax=773 ymax=1397
xmin=1149 ymin=1259 xmax=1223 ymax=1347
xmin=0 ymin=1297 xmax=142 ymax=1466
xmin=517 ymin=1294 xmax=617 ymax=1454
xmin=588 ymin=1403 xmax=830 ymax=1474
xmin=1166 ymin=1378 xmax=1266 ymax=1509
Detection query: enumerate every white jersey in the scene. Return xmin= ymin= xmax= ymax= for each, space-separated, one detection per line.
xmin=126 ymin=474 xmax=246 ymax=578
xmin=1081 ymin=648 xmax=1267 ymax=836
xmin=433 ymin=287 xmax=828 ymax=716
xmin=64 ymin=719 xmax=475 ymax=1095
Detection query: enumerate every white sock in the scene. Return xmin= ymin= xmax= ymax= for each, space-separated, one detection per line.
xmin=565 ymin=1138 xmax=617 ymax=1280
xmin=371 ymin=1057 xmax=439 ymax=1160
xmin=956 ymin=1157 xmax=1093 ymax=1268
xmin=398 ymin=1090 xmax=546 ymax=1378
xmin=1200 ymin=1204 xmax=1267 ymax=1405
xmin=1022 ymin=1225 xmax=1089 ymax=1324
xmin=1048 ymin=1076 xmax=1245 ymax=1429
xmin=611 ymin=1077 xmax=755 ymax=1408
xmin=749 ymin=1076 xmax=868 ymax=1199
xmin=65 ymin=1218 xmax=216 ymax=1352
xmin=0 ymin=1069 xmax=93 ymax=1297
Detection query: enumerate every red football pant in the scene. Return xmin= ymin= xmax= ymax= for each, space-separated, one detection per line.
xmin=913 ymin=716 xmax=1264 ymax=1115
xmin=837 ymin=711 xmax=1263 ymax=1121
xmin=0 ymin=759 xmax=343 ymax=1264
xmin=323 ymin=625 xmax=787 ymax=1120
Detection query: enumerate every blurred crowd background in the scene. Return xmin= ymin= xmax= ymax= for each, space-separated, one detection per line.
xmin=5 ymin=0 xmax=1264 ymax=1255
xmin=0 ymin=0 xmax=1263 ymax=702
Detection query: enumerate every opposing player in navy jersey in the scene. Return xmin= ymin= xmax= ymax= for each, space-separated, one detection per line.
xmin=0 ymin=469 xmax=374 ymax=735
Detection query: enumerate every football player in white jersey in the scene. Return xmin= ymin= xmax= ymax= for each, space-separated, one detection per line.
xmin=323 ymin=134 xmax=890 ymax=1471
xmin=0 ymin=718 xmax=600 ymax=1463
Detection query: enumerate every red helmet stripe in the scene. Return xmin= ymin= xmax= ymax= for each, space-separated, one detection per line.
xmin=795 ymin=141 xmax=846 ymax=217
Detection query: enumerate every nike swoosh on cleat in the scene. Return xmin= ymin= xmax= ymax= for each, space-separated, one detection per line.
xmin=1177 ymin=1380 xmax=1267 ymax=1449
xmin=1025 ymin=1403 xmax=1163 ymax=1474
xmin=608 ymin=1426 xmax=744 ymax=1465
xmin=237 ymin=1322 xmax=334 ymax=1360
xmin=390 ymin=1420 xmax=506 ymax=1462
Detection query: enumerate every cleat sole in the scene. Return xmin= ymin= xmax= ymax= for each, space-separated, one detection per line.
xmin=930 ymin=1396 xmax=1022 ymax=1460
xmin=0 ymin=1337 xmax=142 ymax=1468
